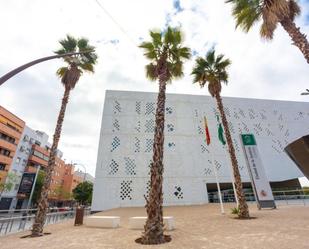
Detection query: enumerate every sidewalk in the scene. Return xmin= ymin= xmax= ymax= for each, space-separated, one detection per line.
xmin=1 ymin=204 xmax=308 ymax=249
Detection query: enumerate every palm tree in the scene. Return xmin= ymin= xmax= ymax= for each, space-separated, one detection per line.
xmin=138 ymin=27 xmax=190 ymax=244
xmin=226 ymin=0 xmax=309 ymax=64
xmin=31 ymin=35 xmax=97 ymax=237
xmin=191 ymin=49 xmax=250 ymax=219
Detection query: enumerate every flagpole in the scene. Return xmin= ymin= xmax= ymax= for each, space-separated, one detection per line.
xmin=224 ymin=149 xmax=239 ymax=206
xmin=204 ymin=116 xmax=224 ymax=214
xmin=210 ymin=146 xmax=225 ymax=214
xmin=215 ymin=114 xmax=239 ymax=207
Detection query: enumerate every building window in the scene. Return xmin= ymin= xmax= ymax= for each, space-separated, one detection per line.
xmin=35 ymin=141 xmax=41 ymax=146
xmin=16 ymin=157 xmax=21 ymax=164
xmin=23 ymin=135 xmax=29 ymax=142
xmin=0 ymin=163 xmax=5 ymax=171
xmin=0 ymin=132 xmax=16 ymax=144
xmin=0 ymin=148 xmax=11 ymax=157
xmin=6 ymin=123 xmax=20 ymax=133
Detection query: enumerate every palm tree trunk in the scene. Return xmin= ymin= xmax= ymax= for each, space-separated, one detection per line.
xmin=141 ymin=58 xmax=168 ymax=244
xmin=31 ymin=87 xmax=71 ymax=236
xmin=280 ymin=17 xmax=309 ymax=64
xmin=215 ymin=93 xmax=250 ymax=218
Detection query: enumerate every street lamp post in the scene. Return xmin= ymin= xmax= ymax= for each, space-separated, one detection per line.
xmin=73 ymin=163 xmax=87 ymax=182
xmin=0 ymin=51 xmax=94 ymax=86
xmin=301 ymin=89 xmax=309 ymax=95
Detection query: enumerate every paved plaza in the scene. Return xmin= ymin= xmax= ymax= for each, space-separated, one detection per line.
xmin=1 ymin=204 xmax=309 ymax=249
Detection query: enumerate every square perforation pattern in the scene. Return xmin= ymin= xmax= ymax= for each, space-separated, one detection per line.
xmin=124 ymin=157 xmax=136 ymax=175
xmin=120 ymin=180 xmax=133 ymax=200
xmin=110 ymin=137 xmax=120 ymax=152
xmin=108 ymin=159 xmax=119 ymax=175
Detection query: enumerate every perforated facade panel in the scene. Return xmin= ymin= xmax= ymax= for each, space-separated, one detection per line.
xmin=92 ymin=90 xmax=308 ymax=211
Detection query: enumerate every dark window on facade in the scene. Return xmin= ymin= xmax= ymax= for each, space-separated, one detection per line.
xmin=0 ymin=163 xmax=5 ymax=171
xmin=6 ymin=123 xmax=20 ymax=133
xmin=0 ymin=132 xmax=15 ymax=144
xmin=0 ymin=148 xmax=10 ymax=157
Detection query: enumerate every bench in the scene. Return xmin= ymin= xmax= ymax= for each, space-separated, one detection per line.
xmin=85 ymin=216 xmax=120 ymax=228
xmin=128 ymin=216 xmax=174 ymax=231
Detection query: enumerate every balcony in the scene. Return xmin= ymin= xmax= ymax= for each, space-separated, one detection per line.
xmin=0 ymin=154 xmax=12 ymax=165
xmin=32 ymin=144 xmax=49 ymax=157
xmin=0 ymin=122 xmax=21 ymax=139
xmin=0 ymin=139 xmax=16 ymax=152
xmin=28 ymin=154 xmax=48 ymax=167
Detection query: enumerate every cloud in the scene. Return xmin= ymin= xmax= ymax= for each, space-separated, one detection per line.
xmin=173 ymin=0 xmax=184 ymax=13
xmin=0 ymin=0 xmax=309 ymax=180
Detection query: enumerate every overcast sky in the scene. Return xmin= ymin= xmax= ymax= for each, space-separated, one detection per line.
xmin=1 ymin=0 xmax=309 ymax=185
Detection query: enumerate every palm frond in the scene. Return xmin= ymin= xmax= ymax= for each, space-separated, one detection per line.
xmin=288 ymin=0 xmax=301 ymax=20
xmin=54 ymin=48 xmax=66 ymax=55
xmin=140 ymin=26 xmax=190 ymax=83
xmin=191 ymin=49 xmax=230 ymax=95
xmin=59 ymin=34 xmax=77 ymax=53
xmin=178 ymin=47 xmax=191 ymax=59
xmin=145 ymin=63 xmax=158 ymax=81
xmin=217 ymin=58 xmax=232 ymax=70
xmin=164 ymin=27 xmax=175 ymax=45
xmin=227 ymin=0 xmax=262 ymax=32
xmin=77 ymin=38 xmax=90 ymax=50
xmin=56 ymin=67 xmax=68 ymax=78
xmin=55 ymin=35 xmax=97 ymax=83
xmin=150 ymin=31 xmax=162 ymax=48
xmin=168 ymin=60 xmax=184 ymax=79
xmin=79 ymin=63 xmax=94 ymax=73
xmin=139 ymin=41 xmax=154 ymax=50
xmin=206 ymin=49 xmax=215 ymax=65
xmin=270 ymin=0 xmax=290 ymax=17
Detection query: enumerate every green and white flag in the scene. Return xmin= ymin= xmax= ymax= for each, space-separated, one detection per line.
xmin=217 ymin=115 xmax=226 ymax=145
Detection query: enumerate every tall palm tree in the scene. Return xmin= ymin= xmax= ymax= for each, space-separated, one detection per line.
xmin=226 ymin=0 xmax=309 ymax=64
xmin=191 ymin=49 xmax=250 ymax=219
xmin=138 ymin=27 xmax=190 ymax=244
xmin=31 ymin=35 xmax=97 ymax=237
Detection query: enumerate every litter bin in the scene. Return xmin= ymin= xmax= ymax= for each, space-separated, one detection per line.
xmin=74 ymin=206 xmax=84 ymax=226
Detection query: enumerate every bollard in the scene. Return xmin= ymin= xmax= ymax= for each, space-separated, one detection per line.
xmin=74 ymin=206 xmax=84 ymax=226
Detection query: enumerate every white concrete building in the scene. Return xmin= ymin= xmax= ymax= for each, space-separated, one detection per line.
xmin=92 ymin=90 xmax=308 ymax=211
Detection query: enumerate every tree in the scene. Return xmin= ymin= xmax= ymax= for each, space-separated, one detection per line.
xmin=138 ymin=27 xmax=191 ymax=244
xmin=0 ymin=172 xmax=18 ymax=199
xmin=72 ymin=181 xmax=93 ymax=205
xmin=31 ymin=35 xmax=97 ymax=237
xmin=226 ymin=0 xmax=309 ymax=64
xmin=191 ymin=49 xmax=250 ymax=219
xmin=57 ymin=186 xmax=72 ymax=200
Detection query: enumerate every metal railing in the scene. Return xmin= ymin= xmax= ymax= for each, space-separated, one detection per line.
xmin=0 ymin=207 xmax=90 ymax=236
xmin=208 ymin=189 xmax=309 ymax=206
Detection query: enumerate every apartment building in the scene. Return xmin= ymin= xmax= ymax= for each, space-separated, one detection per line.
xmin=0 ymin=105 xmax=86 ymax=210
xmin=74 ymin=170 xmax=95 ymax=183
xmin=0 ymin=107 xmax=25 ymax=183
xmin=62 ymin=166 xmax=84 ymax=202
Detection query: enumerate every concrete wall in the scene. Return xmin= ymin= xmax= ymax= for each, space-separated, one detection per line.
xmin=92 ymin=90 xmax=308 ymax=211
